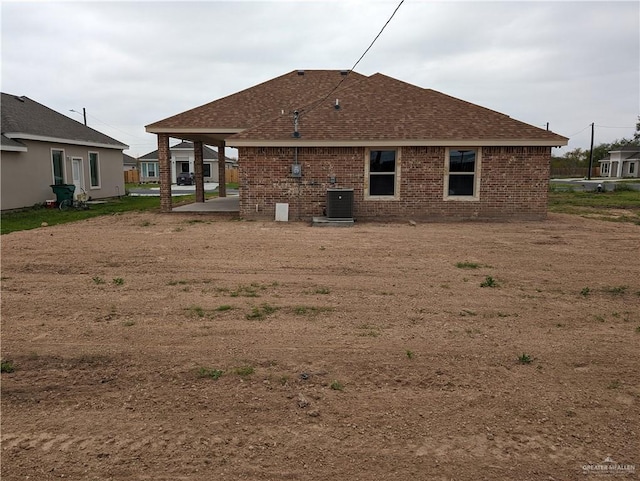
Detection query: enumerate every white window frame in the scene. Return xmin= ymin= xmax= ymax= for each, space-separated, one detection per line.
xmin=364 ymin=147 xmax=401 ymax=200
xmin=141 ymin=162 xmax=158 ymax=178
xmin=51 ymin=148 xmax=66 ymax=185
xmin=443 ymin=147 xmax=481 ymax=201
xmin=88 ymin=151 xmax=101 ymax=189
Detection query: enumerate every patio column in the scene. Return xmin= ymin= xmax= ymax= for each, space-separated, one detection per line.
xmin=218 ymin=140 xmax=226 ymax=198
xmin=193 ymin=141 xmax=205 ymax=203
xmin=158 ymin=133 xmax=172 ymax=212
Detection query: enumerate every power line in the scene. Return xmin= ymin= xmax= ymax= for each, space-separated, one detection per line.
xmin=566 ymin=124 xmax=592 ymax=139
xmin=595 ymin=124 xmax=632 ymax=129
xmin=299 ymin=0 xmax=405 ymax=118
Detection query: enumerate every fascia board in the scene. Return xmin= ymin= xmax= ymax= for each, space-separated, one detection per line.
xmin=228 ymin=139 xmax=569 ymax=148
xmin=4 ymin=132 xmax=128 ymax=150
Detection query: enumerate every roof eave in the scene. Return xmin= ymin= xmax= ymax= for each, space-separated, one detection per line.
xmin=228 ymin=139 xmax=569 ymax=148
xmin=4 ymin=132 xmax=128 ymax=150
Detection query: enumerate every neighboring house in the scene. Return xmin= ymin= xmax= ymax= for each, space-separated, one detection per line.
xmin=138 ymin=141 xmax=235 ymax=183
xmin=1 ymin=93 xmax=128 ymax=210
xmin=598 ymin=146 xmax=640 ymax=178
xmin=123 ymin=153 xmax=138 ymax=171
xmin=146 ymin=70 xmax=568 ymax=220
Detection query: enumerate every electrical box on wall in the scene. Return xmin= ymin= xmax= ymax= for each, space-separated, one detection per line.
xmin=291 ymin=164 xmax=302 ymax=177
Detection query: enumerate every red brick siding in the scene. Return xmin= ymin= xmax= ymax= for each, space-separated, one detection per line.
xmin=238 ymin=146 xmax=550 ymax=221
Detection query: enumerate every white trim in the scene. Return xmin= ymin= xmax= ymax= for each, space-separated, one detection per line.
xmin=3 ymin=132 xmax=128 ymax=150
xmin=443 ymin=147 xmax=482 ymax=202
xmin=71 ymin=157 xmax=85 ymax=196
xmin=229 ymin=139 xmax=566 ymax=148
xmin=1 ymin=144 xmax=28 ymax=152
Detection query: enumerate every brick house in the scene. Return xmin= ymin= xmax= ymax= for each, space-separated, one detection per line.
xmin=146 ymin=70 xmax=567 ymax=220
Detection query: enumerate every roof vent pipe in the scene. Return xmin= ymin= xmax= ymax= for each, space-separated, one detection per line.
xmin=340 ymin=70 xmax=349 ymax=76
xmin=292 ymin=110 xmax=300 ymax=138
xmin=297 ymin=70 xmax=305 ymax=76
xmin=334 ymin=99 xmax=340 ymax=110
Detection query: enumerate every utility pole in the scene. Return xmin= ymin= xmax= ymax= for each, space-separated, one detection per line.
xmin=587 ymin=122 xmax=594 ymax=180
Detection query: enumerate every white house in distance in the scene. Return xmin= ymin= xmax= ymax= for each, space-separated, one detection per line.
xmin=138 ymin=141 xmax=237 ymax=183
xmin=598 ymin=145 xmax=640 ymax=178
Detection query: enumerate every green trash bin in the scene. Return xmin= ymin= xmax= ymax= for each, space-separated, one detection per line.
xmin=50 ymin=184 xmax=76 ymax=205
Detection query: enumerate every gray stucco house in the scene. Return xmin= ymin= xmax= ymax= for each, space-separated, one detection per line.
xmin=1 ymin=93 xmax=128 ymax=210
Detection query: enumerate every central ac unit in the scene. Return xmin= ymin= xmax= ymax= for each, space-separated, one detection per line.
xmin=326 ymin=189 xmax=354 ymax=219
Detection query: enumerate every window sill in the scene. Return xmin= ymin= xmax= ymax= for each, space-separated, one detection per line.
xmin=365 ymin=195 xmax=399 ymax=201
xmin=444 ymin=195 xmax=479 ymax=202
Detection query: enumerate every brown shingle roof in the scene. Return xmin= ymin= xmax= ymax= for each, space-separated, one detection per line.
xmin=146 ymin=70 xmax=366 ymax=131
xmin=146 ymin=70 xmax=567 ymax=147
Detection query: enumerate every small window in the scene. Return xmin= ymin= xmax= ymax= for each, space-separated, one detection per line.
xmin=445 ymin=148 xmax=479 ymax=199
xmin=89 ymin=152 xmax=100 ymax=188
xmin=52 ymin=149 xmax=64 ymax=185
xmin=368 ymin=150 xmax=397 ymax=197
xmin=630 ymin=163 xmax=636 ymax=174
xmin=203 ymin=163 xmax=212 ymax=178
xmin=141 ymin=162 xmax=157 ymax=178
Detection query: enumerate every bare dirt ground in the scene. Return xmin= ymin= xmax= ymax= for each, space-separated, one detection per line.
xmin=1 ymin=212 xmax=638 ymax=480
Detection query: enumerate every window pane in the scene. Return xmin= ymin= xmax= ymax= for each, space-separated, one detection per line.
xmin=448 ymin=174 xmax=475 ymax=196
xmin=89 ymin=153 xmax=99 ymax=187
xmin=370 ymin=174 xmax=395 ymax=196
xmin=370 ymin=150 xmax=395 ymax=172
xmin=450 ymin=150 xmax=475 ymax=172
xmin=203 ymin=164 xmax=211 ymax=177
xmin=52 ymin=150 xmax=64 ymax=185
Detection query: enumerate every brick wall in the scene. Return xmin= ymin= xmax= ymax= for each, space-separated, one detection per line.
xmin=238 ymin=146 xmax=551 ymax=221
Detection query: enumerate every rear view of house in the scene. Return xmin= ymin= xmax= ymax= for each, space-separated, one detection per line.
xmin=146 ymin=70 xmax=568 ymax=221
xmin=1 ymin=93 xmax=128 ymax=210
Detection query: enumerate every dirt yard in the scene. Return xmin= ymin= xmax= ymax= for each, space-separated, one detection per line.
xmin=1 ymin=212 xmax=638 ymax=480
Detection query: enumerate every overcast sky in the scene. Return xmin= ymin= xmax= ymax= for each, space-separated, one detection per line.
xmin=2 ymin=0 xmax=638 ymax=158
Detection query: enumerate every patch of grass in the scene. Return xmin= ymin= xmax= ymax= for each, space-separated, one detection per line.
xmin=246 ymin=303 xmax=278 ymax=320
xmin=456 ymin=261 xmax=480 ymax=269
xmin=314 ymin=287 xmax=331 ymax=295
xmin=92 ymin=276 xmax=105 ymax=285
xmin=480 ymin=276 xmax=498 ymax=288
xmin=517 ymin=353 xmax=533 ymax=365
xmin=112 ymin=277 xmax=125 ymax=286
xmin=607 ymin=379 xmax=621 ymax=389
xmin=580 ymin=287 xmax=590 ymax=297
xmin=635 ymin=326 xmax=640 ymax=333
xmin=215 ymin=305 xmax=233 ymax=312
xmin=330 ymin=380 xmax=344 ymax=391
xmin=197 ymin=367 xmax=224 ymax=380
xmin=594 ymin=314 xmax=605 ymax=323
xmin=1 ymin=194 xmax=211 ymax=235
xmin=459 ymin=309 xmax=477 ymax=317
xmin=292 ymin=306 xmax=333 ymax=316
xmin=122 ymin=320 xmax=136 ymax=327
xmin=168 ymin=280 xmax=189 ymax=286
xmin=188 ymin=305 xmax=206 ymax=318
xmin=230 ymin=284 xmax=261 ymax=298
xmin=234 ymin=366 xmax=254 ymax=377
xmin=406 ymin=350 xmax=414 ymax=360
xmin=605 ymin=285 xmax=628 ymax=296
xmin=1 ymin=359 xmax=15 ymax=373
xmin=357 ymin=323 xmax=381 ymax=337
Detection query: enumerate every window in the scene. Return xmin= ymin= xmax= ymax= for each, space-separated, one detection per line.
xmin=89 ymin=152 xmax=100 ymax=188
xmin=445 ymin=148 xmax=479 ymax=199
xmin=141 ymin=162 xmax=158 ymax=178
xmin=602 ymin=163 xmax=610 ymax=175
xmin=367 ymin=149 xmax=397 ymax=197
xmin=630 ymin=163 xmax=636 ymax=174
xmin=203 ymin=163 xmax=211 ymax=178
xmin=52 ymin=149 xmax=64 ymax=185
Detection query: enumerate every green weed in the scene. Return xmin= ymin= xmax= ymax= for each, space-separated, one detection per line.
xmin=580 ymin=287 xmax=590 ymax=296
xmin=480 ymin=276 xmax=498 ymax=288
xmin=234 ymin=366 xmax=254 ymax=377
xmin=605 ymin=285 xmax=628 ymax=295
xmin=406 ymin=350 xmax=414 ymax=360
xmin=330 ymin=380 xmax=344 ymax=391
xmin=112 ymin=277 xmax=125 ymax=286
xmin=456 ymin=261 xmax=480 ymax=269
xmin=246 ymin=303 xmax=278 ymax=320
xmin=517 ymin=353 xmax=533 ymax=365
xmin=215 ymin=305 xmax=233 ymax=312
xmin=92 ymin=276 xmax=105 ymax=285
xmin=1 ymin=359 xmax=15 ymax=373
xmin=198 ymin=367 xmax=224 ymax=380
xmin=314 ymin=287 xmax=331 ymax=295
